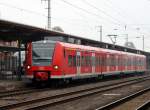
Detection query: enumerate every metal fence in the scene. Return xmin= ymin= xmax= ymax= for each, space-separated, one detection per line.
xmin=0 ymin=52 xmax=18 ymax=79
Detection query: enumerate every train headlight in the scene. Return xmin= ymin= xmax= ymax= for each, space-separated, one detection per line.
xmin=53 ymin=65 xmax=59 ymax=70
xmin=27 ymin=65 xmax=30 ymax=69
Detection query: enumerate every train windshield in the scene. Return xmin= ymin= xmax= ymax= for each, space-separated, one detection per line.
xmin=32 ymin=40 xmax=55 ymax=66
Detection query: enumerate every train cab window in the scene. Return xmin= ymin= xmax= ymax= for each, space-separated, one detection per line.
xmin=32 ymin=40 xmax=55 ymax=66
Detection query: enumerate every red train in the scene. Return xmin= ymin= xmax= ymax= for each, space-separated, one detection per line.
xmin=25 ymin=40 xmax=146 ymax=82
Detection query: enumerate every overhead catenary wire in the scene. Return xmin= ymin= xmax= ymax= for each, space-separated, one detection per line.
xmin=0 ymin=2 xmax=95 ymax=30
xmin=0 ymin=0 xmax=149 ymax=47
xmin=0 ymin=2 xmax=47 ymax=17
xmin=60 ymin=0 xmax=123 ymax=26
xmin=104 ymin=0 xmax=130 ymax=22
xmin=81 ymin=0 xmax=126 ymax=25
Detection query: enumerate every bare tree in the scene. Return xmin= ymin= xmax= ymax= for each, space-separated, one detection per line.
xmin=52 ymin=26 xmax=64 ymax=32
xmin=124 ymin=42 xmax=136 ymax=49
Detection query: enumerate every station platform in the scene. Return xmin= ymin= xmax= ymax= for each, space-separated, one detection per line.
xmin=0 ymin=75 xmax=27 ymax=91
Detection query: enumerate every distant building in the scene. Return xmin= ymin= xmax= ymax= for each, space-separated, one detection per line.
xmin=0 ymin=40 xmax=17 ymax=47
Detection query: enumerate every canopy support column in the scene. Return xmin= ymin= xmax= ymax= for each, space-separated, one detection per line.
xmin=18 ymin=40 xmax=22 ymax=80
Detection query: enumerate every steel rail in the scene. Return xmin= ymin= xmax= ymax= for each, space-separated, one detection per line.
xmin=136 ymin=100 xmax=150 ymax=110
xmin=0 ymin=75 xmax=148 ymax=99
xmin=95 ymin=87 xmax=150 ymax=110
xmin=0 ymin=75 xmax=149 ymax=110
xmin=0 ymin=87 xmax=54 ymax=98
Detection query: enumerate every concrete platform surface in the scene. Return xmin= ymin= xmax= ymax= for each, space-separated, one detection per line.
xmin=0 ymin=76 xmax=27 ymax=91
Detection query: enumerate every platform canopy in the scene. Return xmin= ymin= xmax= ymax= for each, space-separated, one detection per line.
xmin=0 ymin=19 xmax=149 ymax=55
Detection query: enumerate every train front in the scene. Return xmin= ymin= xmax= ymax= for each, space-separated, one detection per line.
xmin=25 ymin=40 xmax=56 ymax=81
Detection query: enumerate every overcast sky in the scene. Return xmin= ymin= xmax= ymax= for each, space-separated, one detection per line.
xmin=0 ymin=0 xmax=150 ymax=51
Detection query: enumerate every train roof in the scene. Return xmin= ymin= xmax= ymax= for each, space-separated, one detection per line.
xmin=59 ymin=41 xmax=146 ymax=57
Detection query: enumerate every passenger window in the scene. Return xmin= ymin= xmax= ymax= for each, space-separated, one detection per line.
xmin=73 ymin=56 xmax=76 ymax=66
xmin=68 ymin=55 xmax=72 ymax=66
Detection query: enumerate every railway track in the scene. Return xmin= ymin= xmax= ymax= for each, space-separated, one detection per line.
xmin=0 ymin=88 xmax=34 ymax=98
xmin=0 ymin=75 xmax=150 ymax=110
xmin=0 ymin=87 xmax=53 ymax=99
xmin=95 ymin=86 xmax=150 ymax=110
xmin=136 ymin=100 xmax=150 ymax=110
xmin=0 ymin=74 xmax=147 ymax=99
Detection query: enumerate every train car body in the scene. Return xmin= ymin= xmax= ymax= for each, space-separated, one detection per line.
xmin=25 ymin=40 xmax=146 ymax=81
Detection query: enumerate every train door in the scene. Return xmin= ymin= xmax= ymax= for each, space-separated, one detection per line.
xmin=66 ymin=49 xmax=77 ymax=76
xmin=116 ymin=54 xmax=119 ymax=72
xmin=76 ymin=51 xmax=81 ymax=75
xmin=106 ymin=53 xmax=110 ymax=73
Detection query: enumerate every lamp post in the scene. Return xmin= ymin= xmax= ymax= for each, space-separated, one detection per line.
xmin=136 ymin=35 xmax=144 ymax=51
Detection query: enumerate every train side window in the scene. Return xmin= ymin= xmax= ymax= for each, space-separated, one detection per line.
xmin=85 ymin=56 xmax=87 ymax=66
xmin=64 ymin=49 xmax=66 ymax=58
xmin=92 ymin=56 xmax=95 ymax=66
xmin=103 ymin=56 xmax=106 ymax=66
xmin=110 ymin=55 xmax=112 ymax=66
xmin=85 ymin=56 xmax=90 ymax=66
xmin=106 ymin=55 xmax=109 ymax=66
xmin=89 ymin=56 xmax=91 ymax=66
xmin=101 ymin=56 xmax=104 ymax=66
xmin=118 ymin=57 xmax=121 ymax=66
xmin=87 ymin=56 xmax=89 ymax=66
xmin=77 ymin=56 xmax=80 ymax=66
xmin=68 ymin=55 xmax=72 ymax=66
xmin=81 ymin=56 xmax=84 ymax=66
xmin=73 ymin=56 xmax=76 ymax=67
xmin=110 ymin=55 xmax=114 ymax=66
xmin=134 ymin=58 xmax=136 ymax=66
xmin=99 ymin=56 xmax=101 ymax=66
xmin=68 ymin=55 xmax=76 ymax=67
xmin=102 ymin=56 xmax=104 ymax=66
xmin=127 ymin=57 xmax=129 ymax=66
xmin=97 ymin=56 xmax=99 ymax=66
xmin=96 ymin=56 xmax=98 ymax=66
